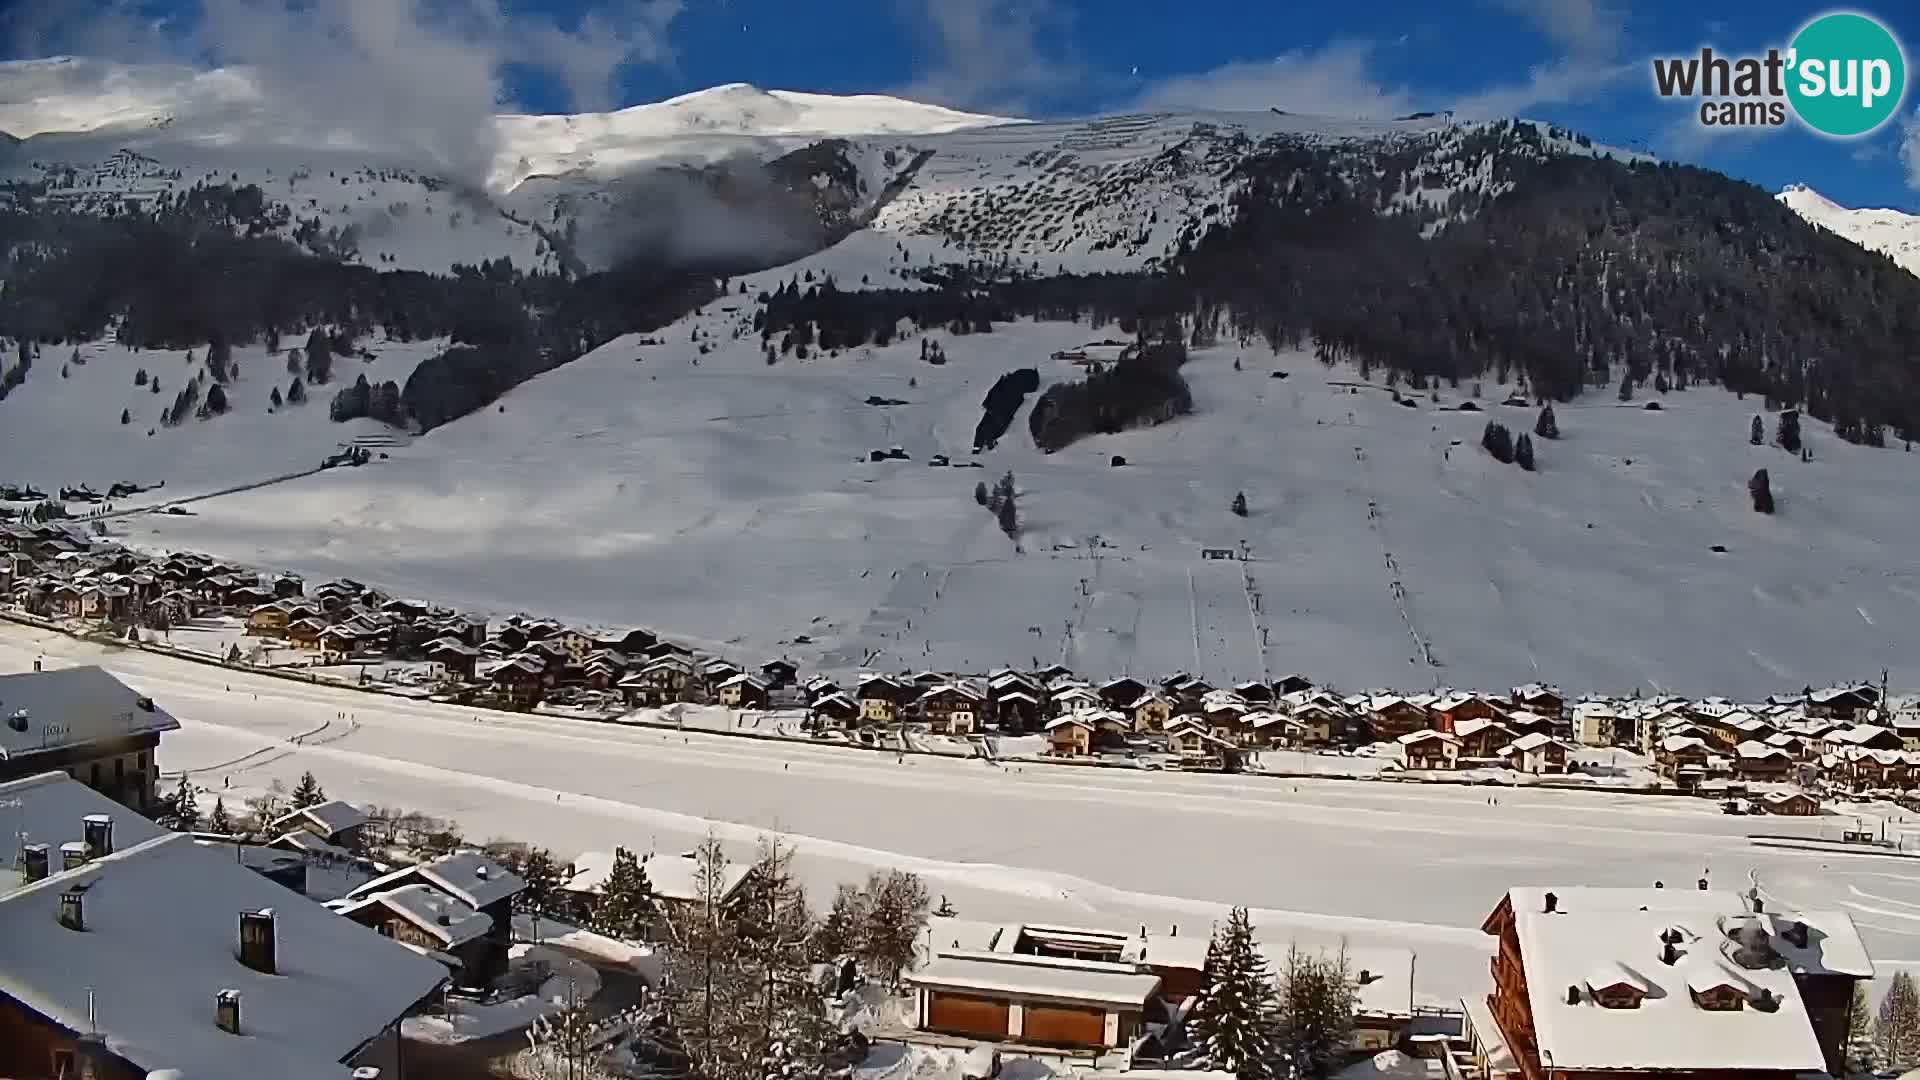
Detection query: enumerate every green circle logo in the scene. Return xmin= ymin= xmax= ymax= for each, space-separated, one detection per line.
xmin=1786 ymin=12 xmax=1907 ymax=137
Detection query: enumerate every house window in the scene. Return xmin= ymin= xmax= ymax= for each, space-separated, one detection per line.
xmin=52 ymin=1049 xmax=76 ymax=1079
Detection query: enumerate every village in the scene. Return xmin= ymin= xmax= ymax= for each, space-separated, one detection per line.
xmin=2 ymin=518 xmax=1913 ymax=816
xmin=0 ymin=648 xmax=1908 ymax=1080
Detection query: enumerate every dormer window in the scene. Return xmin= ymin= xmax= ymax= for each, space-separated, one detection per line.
xmin=1587 ymin=979 xmax=1647 ymax=1009
xmin=1690 ymin=982 xmax=1747 ymax=1011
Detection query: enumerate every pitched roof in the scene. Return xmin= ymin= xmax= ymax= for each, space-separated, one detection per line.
xmin=349 ymin=852 xmax=523 ymax=910
xmin=0 ymin=830 xmax=446 ymax=1080
xmin=268 ymin=800 xmax=368 ymax=840
xmin=0 ymin=666 xmax=180 ymax=761
xmin=1500 ymin=887 xmax=1826 ymax=1072
xmin=337 ymin=884 xmax=492 ymax=948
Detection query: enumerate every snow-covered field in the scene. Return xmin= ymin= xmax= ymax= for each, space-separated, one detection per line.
xmin=7 ymin=623 xmax=1919 ymax=1007
xmin=16 ymin=299 xmax=1919 ymax=697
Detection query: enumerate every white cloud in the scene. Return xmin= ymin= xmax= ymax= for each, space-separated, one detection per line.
xmin=892 ymin=0 xmax=1082 ymax=117
xmin=1490 ymin=0 xmax=1622 ymax=60
xmin=1131 ymin=40 xmax=1416 ymax=119
xmin=1451 ymin=57 xmax=1636 ymax=119
xmin=0 ymin=0 xmax=688 ymax=185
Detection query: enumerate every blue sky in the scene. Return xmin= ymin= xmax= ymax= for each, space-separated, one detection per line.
xmin=5 ymin=0 xmax=1919 ymax=209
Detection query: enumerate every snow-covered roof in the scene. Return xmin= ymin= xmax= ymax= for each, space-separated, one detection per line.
xmin=1397 ymin=730 xmax=1457 ymax=746
xmin=1454 ymin=718 xmax=1510 ymax=740
xmin=268 ymin=799 xmax=367 ymax=840
xmin=1500 ymin=888 xmax=1829 ymax=1072
xmin=350 ymin=851 xmax=522 ymax=910
xmin=1761 ymin=911 xmax=1873 ymax=978
xmin=0 ymin=771 xmax=167 ymax=868
xmin=906 ymin=949 xmax=1162 ymax=1008
xmin=0 ymin=831 xmax=447 ymax=1080
xmin=1734 ymin=740 xmax=1789 ymax=761
xmin=1660 ymin=735 xmax=1708 ymax=754
xmin=1124 ymin=933 xmax=1209 ymax=974
xmin=0 ymin=666 xmax=180 ymax=761
xmin=1506 ymin=732 xmax=1563 ymax=752
xmin=716 ymin=673 xmax=767 ymax=691
xmin=1044 ymin=715 xmax=1093 ymax=731
xmin=339 ymin=883 xmax=493 ymax=948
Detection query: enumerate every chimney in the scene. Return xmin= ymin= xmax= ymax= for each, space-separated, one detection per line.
xmin=1565 ymin=984 xmax=1581 ymax=1005
xmin=20 ymin=843 xmax=50 ymax=883
xmin=59 ymin=886 xmax=86 ymax=931
xmin=60 ymin=841 xmax=88 ymax=871
xmin=1660 ymin=941 xmax=1679 ymax=966
xmin=5 ymin=709 xmax=25 ymax=733
xmin=1698 ymin=877 xmax=1710 ymax=891
xmin=437 ymin=911 xmax=452 ymax=926
xmin=351 ymin=1069 xmax=382 ymax=1080
xmin=1785 ymin=921 xmax=1811 ymax=948
xmin=215 ymin=989 xmax=242 ymax=1035
xmin=475 ymin=864 xmax=490 ymax=880
xmin=238 ymin=909 xmax=277 ymax=974
xmin=82 ymin=815 xmax=113 ymax=858
xmin=1654 ymin=880 xmax=1664 ymax=889
xmin=1544 ymin=891 xmax=1559 ymax=913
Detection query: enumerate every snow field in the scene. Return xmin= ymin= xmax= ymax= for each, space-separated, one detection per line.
xmin=9 ymin=623 xmax=1920 ymax=1010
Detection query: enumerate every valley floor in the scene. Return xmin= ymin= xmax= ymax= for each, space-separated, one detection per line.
xmin=7 ymin=622 xmax=1919 ymax=1005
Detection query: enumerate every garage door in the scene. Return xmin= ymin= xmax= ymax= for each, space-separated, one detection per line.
xmin=1023 ymin=1004 xmax=1106 ymax=1048
xmin=926 ymin=992 xmax=1009 ymax=1040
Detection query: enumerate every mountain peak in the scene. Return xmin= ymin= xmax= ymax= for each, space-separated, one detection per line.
xmin=1778 ymin=184 xmax=1920 ymax=278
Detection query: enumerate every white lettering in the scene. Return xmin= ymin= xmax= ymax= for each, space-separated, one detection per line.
xmin=1799 ymin=57 xmax=1827 ymax=96
xmin=1862 ymin=59 xmax=1892 ymax=107
xmin=1829 ymin=58 xmax=1858 ymax=99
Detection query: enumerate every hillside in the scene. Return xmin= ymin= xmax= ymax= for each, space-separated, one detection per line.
xmin=1778 ymin=184 xmax=1920 ymax=278
xmin=8 ymin=291 xmax=1916 ymax=698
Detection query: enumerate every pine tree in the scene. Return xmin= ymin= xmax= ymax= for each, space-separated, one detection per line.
xmin=208 ymin=797 xmax=234 ymax=834
xmin=973 ymin=481 xmax=988 ymax=506
xmin=1515 ymin=434 xmax=1535 ymax=472
xmin=1535 ymin=404 xmax=1559 ymax=439
xmin=1878 ymin=971 xmax=1920 ymax=1069
xmin=164 ymin=777 xmax=200 ymax=831
xmin=1191 ymin=907 xmax=1277 ymax=1079
xmin=120 ymin=408 xmax=130 ymax=425
xmin=590 ymin=846 xmax=655 ymax=940
xmin=288 ymin=378 xmax=306 ymax=404
xmin=1749 ymin=468 xmax=1774 ymax=514
xmin=289 ymin=770 xmax=325 ymax=810
xmin=1275 ymin=945 xmax=1357 ymax=1079
xmin=304 ymin=328 xmax=333 ymax=385
xmin=1232 ymin=492 xmax=1249 ymax=517
xmin=520 ymin=847 xmax=562 ymax=915
xmin=205 ymin=382 xmax=228 ymax=415
xmin=271 ymin=387 xmax=283 ymax=409
xmin=287 ymin=347 xmax=302 ymax=376
xmin=1750 ymin=415 xmax=1765 ymax=446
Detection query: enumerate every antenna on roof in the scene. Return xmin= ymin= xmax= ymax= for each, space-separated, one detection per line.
xmin=87 ymin=986 xmax=97 ymax=1034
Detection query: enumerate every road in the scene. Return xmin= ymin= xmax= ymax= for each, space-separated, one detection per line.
xmin=4 ymin=622 xmax=1915 ymax=1003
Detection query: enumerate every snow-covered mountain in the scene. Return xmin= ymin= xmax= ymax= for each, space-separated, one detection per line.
xmin=1778 ymin=184 xmax=1920 ymax=278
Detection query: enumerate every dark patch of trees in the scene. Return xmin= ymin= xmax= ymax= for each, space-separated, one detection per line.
xmin=329 ymin=373 xmax=403 ymax=425
xmin=973 ymin=368 xmax=1039 ymax=452
xmin=1515 ymin=432 xmax=1535 ymax=471
xmin=1535 ymin=405 xmax=1558 ymax=439
xmin=1775 ymin=409 xmax=1802 ymax=454
xmin=1482 ymin=421 xmax=1515 ymax=463
xmin=1750 ymin=468 xmax=1774 ymax=513
xmin=1029 ymin=338 xmax=1192 ymax=453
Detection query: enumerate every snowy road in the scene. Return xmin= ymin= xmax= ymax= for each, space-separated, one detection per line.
xmin=8 ymin=623 xmax=1918 ymax=1003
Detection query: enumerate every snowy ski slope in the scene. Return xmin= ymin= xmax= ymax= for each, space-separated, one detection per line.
xmin=13 ymin=270 xmax=1919 ymax=697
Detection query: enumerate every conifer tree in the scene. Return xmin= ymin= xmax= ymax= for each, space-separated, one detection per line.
xmin=590 ymin=846 xmax=655 ymax=940
xmin=1515 ymin=434 xmax=1535 ymax=471
xmin=120 ymin=408 xmax=130 ymax=425
xmin=208 ymin=797 xmax=234 ymax=834
xmin=858 ymin=869 xmax=929 ymax=985
xmin=1749 ymin=468 xmax=1774 ymax=514
xmin=289 ymin=770 xmax=325 ymax=810
xmin=1535 ymin=404 xmax=1559 ymax=439
xmin=519 ymin=847 xmax=562 ymax=915
xmin=1776 ymin=409 xmax=1803 ymax=455
xmin=811 ymin=883 xmax=868 ymax=963
xmin=1750 ymin=415 xmax=1765 ymax=446
xmin=1191 ymin=907 xmax=1277 ymax=1079
xmin=1232 ymin=492 xmax=1249 ymax=517
xmin=1877 ymin=971 xmax=1920 ymax=1069
xmin=165 ymin=777 xmax=200 ymax=831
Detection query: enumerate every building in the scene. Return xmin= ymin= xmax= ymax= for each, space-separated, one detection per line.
xmin=0 ymin=777 xmax=447 ymax=1080
xmin=1758 ymin=791 xmax=1820 ymax=816
xmin=1399 ymin=730 xmax=1461 ymax=770
xmin=1046 ymin=715 xmax=1093 ymax=757
xmin=0 ymin=666 xmax=179 ymax=813
xmin=266 ymin=799 xmax=369 ymax=851
xmin=920 ymin=683 xmax=986 ymax=735
xmin=715 ymin=673 xmax=769 ymax=709
xmin=344 ymin=852 xmax=524 ymax=985
xmin=335 ymin=884 xmax=496 ymax=985
xmin=906 ymin=947 xmax=1161 ymax=1049
xmin=1499 ymin=732 xmax=1571 ymax=775
xmin=1472 ymin=886 xmax=1868 ymax=1080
